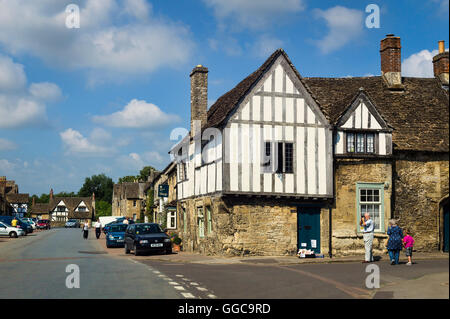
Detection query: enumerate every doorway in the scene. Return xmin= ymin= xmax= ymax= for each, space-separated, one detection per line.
xmin=297 ymin=207 xmax=321 ymax=253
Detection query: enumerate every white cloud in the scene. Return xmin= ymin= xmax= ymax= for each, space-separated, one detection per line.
xmin=29 ymin=82 xmax=62 ymax=101
xmin=0 ymin=54 xmax=61 ymax=128
xmin=203 ymin=0 xmax=305 ymax=30
xmin=314 ymin=6 xmax=364 ymax=54
xmin=0 ymin=0 xmax=194 ymax=79
xmin=0 ymin=138 xmax=17 ymax=151
xmin=0 ymin=159 xmax=15 ymax=171
xmin=402 ymin=49 xmax=449 ymax=77
xmin=0 ymin=55 xmax=26 ymax=91
xmin=60 ymin=128 xmax=111 ymax=156
xmin=92 ymin=99 xmax=180 ymax=129
xmin=251 ymin=35 xmax=284 ymax=58
xmin=117 ymin=150 xmax=167 ymax=170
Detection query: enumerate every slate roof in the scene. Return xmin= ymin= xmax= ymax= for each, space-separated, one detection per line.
xmin=205 ymin=49 xmax=449 ymax=153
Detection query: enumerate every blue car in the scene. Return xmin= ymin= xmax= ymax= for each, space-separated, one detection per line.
xmin=106 ymin=223 xmax=128 ymax=248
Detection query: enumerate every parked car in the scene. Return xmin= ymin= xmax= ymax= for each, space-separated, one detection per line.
xmin=124 ymin=223 xmax=171 ymax=256
xmin=65 ymin=219 xmax=80 ymax=228
xmin=0 ymin=216 xmax=33 ymax=234
xmin=106 ymin=224 xmax=128 ymax=248
xmin=22 ymin=218 xmax=36 ymax=230
xmin=36 ymin=219 xmax=51 ymax=230
xmin=0 ymin=221 xmax=25 ymax=238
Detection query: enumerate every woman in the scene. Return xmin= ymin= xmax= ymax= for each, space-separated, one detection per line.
xmin=386 ymin=219 xmax=403 ymax=265
xmin=82 ymin=221 xmax=89 ymax=240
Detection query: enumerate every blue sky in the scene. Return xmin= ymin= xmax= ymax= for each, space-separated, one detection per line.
xmin=0 ymin=0 xmax=448 ymax=196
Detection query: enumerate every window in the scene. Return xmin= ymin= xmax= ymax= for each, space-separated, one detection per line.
xmin=78 ymin=206 xmax=86 ymax=212
xmin=347 ymin=132 xmax=376 ymax=154
xmin=206 ymin=206 xmax=212 ymax=234
xmin=178 ymin=148 xmax=187 ymax=181
xmin=357 ymin=184 xmax=384 ymax=232
xmin=167 ymin=211 xmax=176 ymax=229
xmin=262 ymin=141 xmax=294 ymax=174
xmin=133 ymin=200 xmax=137 ymax=207
xmin=197 ymin=207 xmax=205 ymax=238
xmin=57 ymin=205 xmax=65 ymax=212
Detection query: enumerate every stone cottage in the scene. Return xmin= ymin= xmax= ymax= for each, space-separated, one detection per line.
xmin=112 ymin=181 xmax=151 ymax=222
xmin=0 ymin=176 xmax=29 ymax=217
xmin=152 ymin=162 xmax=178 ymax=231
xmin=171 ymin=34 xmax=449 ymax=257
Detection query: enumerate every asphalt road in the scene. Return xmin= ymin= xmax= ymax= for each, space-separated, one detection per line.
xmin=1 ymin=229 xmax=448 ymax=299
xmin=0 ymin=228 xmax=181 ymax=299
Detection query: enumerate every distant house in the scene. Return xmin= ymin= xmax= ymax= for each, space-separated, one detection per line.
xmin=152 ymin=162 xmax=178 ymax=231
xmin=112 ymin=181 xmax=151 ymax=222
xmin=30 ymin=189 xmax=95 ymax=225
xmin=0 ymin=176 xmax=29 ymax=217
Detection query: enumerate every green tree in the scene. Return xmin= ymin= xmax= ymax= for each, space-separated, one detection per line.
xmin=118 ymin=175 xmax=138 ymax=184
xmin=95 ymin=200 xmax=112 ymax=219
xmin=78 ymin=174 xmax=114 ymax=204
xmin=138 ymin=166 xmax=156 ymax=182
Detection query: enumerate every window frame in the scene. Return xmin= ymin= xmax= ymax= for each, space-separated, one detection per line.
xmin=206 ymin=206 xmax=212 ymax=234
xmin=167 ymin=210 xmax=177 ymax=230
xmin=346 ymin=132 xmax=377 ymax=155
xmin=261 ymin=141 xmax=294 ymax=174
xmin=197 ymin=207 xmax=205 ymax=238
xmin=356 ymin=182 xmax=385 ymax=233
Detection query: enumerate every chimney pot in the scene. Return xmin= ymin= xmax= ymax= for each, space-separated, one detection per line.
xmin=433 ymin=41 xmax=449 ymax=86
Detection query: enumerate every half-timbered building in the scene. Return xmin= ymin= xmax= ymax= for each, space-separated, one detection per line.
xmin=172 ymin=35 xmax=449 ymax=256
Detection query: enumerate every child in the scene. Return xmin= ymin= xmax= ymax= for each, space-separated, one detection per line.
xmin=403 ymin=229 xmax=415 ymax=266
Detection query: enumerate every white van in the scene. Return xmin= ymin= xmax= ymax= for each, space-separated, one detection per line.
xmin=98 ymin=216 xmax=123 ymax=227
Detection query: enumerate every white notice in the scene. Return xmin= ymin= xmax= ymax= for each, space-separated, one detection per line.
xmin=311 ymin=240 xmax=317 ymax=248
xmin=301 ymin=243 xmax=307 ymax=247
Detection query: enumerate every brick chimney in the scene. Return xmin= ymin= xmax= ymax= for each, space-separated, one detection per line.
xmin=190 ymin=65 xmax=208 ymax=137
xmin=380 ymin=34 xmax=403 ymax=89
xmin=433 ymin=40 xmax=449 ymax=86
xmin=49 ymin=188 xmax=53 ymax=201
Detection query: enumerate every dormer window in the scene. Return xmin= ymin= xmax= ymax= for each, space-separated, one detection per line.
xmin=346 ymin=132 xmax=375 ymax=154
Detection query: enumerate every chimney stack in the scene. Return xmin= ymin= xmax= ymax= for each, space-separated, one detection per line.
xmin=380 ymin=34 xmax=403 ymax=89
xmin=49 ymin=188 xmax=53 ymax=201
xmin=190 ymin=65 xmax=208 ymax=137
xmin=433 ymin=40 xmax=449 ymax=86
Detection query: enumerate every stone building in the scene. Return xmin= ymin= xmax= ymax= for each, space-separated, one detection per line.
xmin=152 ymin=162 xmax=178 ymax=231
xmin=30 ymin=189 xmax=95 ymax=225
xmin=0 ymin=176 xmax=29 ymax=217
xmin=171 ymin=34 xmax=449 ymax=256
xmin=112 ymin=181 xmax=151 ymax=222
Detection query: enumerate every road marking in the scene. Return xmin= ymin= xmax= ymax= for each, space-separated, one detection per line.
xmin=189 ymin=282 xmax=199 ymax=286
xmin=174 ymin=286 xmax=185 ymax=291
xmin=181 ymin=292 xmax=195 ymax=299
xmin=196 ymin=287 xmax=208 ymax=291
xmin=176 ymin=274 xmax=184 ymax=277
xmin=153 ymin=271 xmax=161 ymax=274
xmin=168 ymin=281 xmax=179 ymax=285
xmin=182 ymin=278 xmax=190 ymax=281
xmin=207 ymin=294 xmax=217 ymax=299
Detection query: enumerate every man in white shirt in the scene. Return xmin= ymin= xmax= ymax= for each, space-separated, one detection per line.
xmin=360 ymin=213 xmax=374 ymax=263
xmin=123 ymin=218 xmax=129 ymax=225
xmin=94 ymin=220 xmax=102 ymax=239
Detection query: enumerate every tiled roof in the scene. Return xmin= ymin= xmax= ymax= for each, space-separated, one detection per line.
xmin=205 ymin=49 xmax=449 ymax=153
xmin=5 ymin=193 xmax=29 ymax=204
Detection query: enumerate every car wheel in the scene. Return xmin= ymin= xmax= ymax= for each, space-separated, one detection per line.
xmin=106 ymin=243 xmax=111 ymax=248
xmin=133 ymin=244 xmax=140 ymax=256
xmin=9 ymin=231 xmax=18 ymax=238
xmin=124 ymin=243 xmax=130 ymax=254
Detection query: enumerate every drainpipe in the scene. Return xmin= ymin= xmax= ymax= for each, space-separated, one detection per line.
xmin=328 ymin=205 xmax=332 ymax=258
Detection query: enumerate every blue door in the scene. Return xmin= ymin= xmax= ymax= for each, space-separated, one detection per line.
xmin=297 ymin=207 xmax=321 ymax=253
xmin=444 ymin=203 xmax=449 ymax=253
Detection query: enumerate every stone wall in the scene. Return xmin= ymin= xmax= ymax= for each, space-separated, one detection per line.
xmin=180 ymin=195 xmax=330 ymax=256
xmin=332 ymin=159 xmax=392 ymax=256
xmin=394 ymin=152 xmax=449 ymax=251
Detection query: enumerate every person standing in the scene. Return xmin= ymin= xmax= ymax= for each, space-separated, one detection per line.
xmin=94 ymin=220 xmax=102 ymax=239
xmin=82 ymin=221 xmax=89 ymax=240
xmin=360 ymin=213 xmax=374 ymax=263
xmin=386 ymin=219 xmax=403 ymax=265
xmin=403 ymin=228 xmax=415 ymax=266
xmin=123 ymin=218 xmax=129 ymax=225
xmin=11 ymin=217 xmax=18 ymax=228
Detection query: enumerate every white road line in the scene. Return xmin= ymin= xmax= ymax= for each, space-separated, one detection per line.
xmin=196 ymin=287 xmax=208 ymax=291
xmin=182 ymin=278 xmax=190 ymax=281
xmin=168 ymin=282 xmax=179 ymax=285
xmin=176 ymin=275 xmax=184 ymax=277
xmin=207 ymin=294 xmax=217 ymax=299
xmin=153 ymin=271 xmax=160 ymax=274
xmin=174 ymin=286 xmax=185 ymax=291
xmin=181 ymin=292 xmax=195 ymax=299
xmin=189 ymin=282 xmax=199 ymax=286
